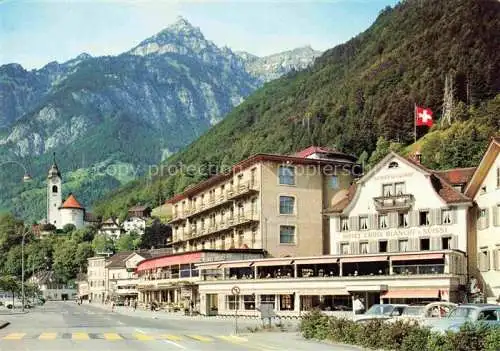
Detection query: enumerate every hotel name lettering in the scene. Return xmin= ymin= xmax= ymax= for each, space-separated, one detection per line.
xmin=341 ymin=227 xmax=449 ymax=241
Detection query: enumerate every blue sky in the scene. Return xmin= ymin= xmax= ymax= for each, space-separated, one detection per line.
xmin=0 ymin=0 xmax=398 ymax=69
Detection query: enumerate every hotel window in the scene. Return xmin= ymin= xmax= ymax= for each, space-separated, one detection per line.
xmin=280 ymin=225 xmax=295 ymax=244
xmin=379 ymin=214 xmax=388 ymax=229
xmin=250 ymin=168 xmax=257 ymax=186
xmin=227 ymin=295 xmax=240 ymax=310
xmin=359 ymin=216 xmax=368 ymax=230
xmin=398 ymin=239 xmax=409 ymax=252
xmin=330 ymin=175 xmax=339 ymax=189
xmin=231 ymin=233 xmax=235 ymax=247
xmin=278 ymin=166 xmax=295 ymax=185
xmin=237 ymin=202 xmax=244 ymax=217
xmin=442 ymin=236 xmax=451 ymax=250
xmin=251 ymin=227 xmax=257 ymax=246
xmin=395 ymin=182 xmax=405 ymax=195
xmin=243 ymin=295 xmax=255 ymax=310
xmin=251 ymin=198 xmax=258 ymax=214
xmin=279 ymin=196 xmax=295 ymax=215
xmin=479 ymin=249 xmax=490 ymax=272
xmin=360 ymin=242 xmax=369 ymax=254
xmin=279 ymin=295 xmax=294 ymax=311
xmin=383 ymin=184 xmax=393 ymax=196
xmin=341 ymin=243 xmax=350 ymax=255
xmin=379 ymin=240 xmax=388 ymax=253
xmin=497 ymin=167 xmax=500 ymax=188
xmin=340 ymin=217 xmax=349 ymax=232
xmin=221 ymin=236 xmax=226 ymax=250
xmin=420 ymin=238 xmax=430 ymax=251
xmin=201 ymin=218 xmax=205 ymax=229
xmin=260 ymin=295 xmax=275 ymax=309
xmin=398 ymin=212 xmax=409 ymax=228
xmin=419 ymin=210 xmax=430 ymax=226
xmin=442 ymin=209 xmax=452 ymax=224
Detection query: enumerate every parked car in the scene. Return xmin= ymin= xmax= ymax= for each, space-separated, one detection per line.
xmin=4 ymin=299 xmax=32 ymax=309
xmin=355 ymin=304 xmax=408 ymax=322
xmin=425 ymin=304 xmax=500 ymax=333
xmin=399 ymin=302 xmax=456 ymax=322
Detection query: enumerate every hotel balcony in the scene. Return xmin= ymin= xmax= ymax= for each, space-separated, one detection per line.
xmin=373 ymin=194 xmax=414 ymax=212
xmin=226 ymin=181 xmax=259 ymax=200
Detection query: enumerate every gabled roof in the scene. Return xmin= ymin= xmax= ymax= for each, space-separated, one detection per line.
xmin=60 ymin=194 xmax=84 ymax=210
xmin=465 ymin=137 xmax=500 ymax=198
xmin=327 ymin=152 xmax=472 ymax=214
xmin=106 ymin=251 xmax=136 ymax=268
xmin=434 ymin=167 xmax=476 ymax=186
xmin=128 ymin=205 xmax=151 ymax=212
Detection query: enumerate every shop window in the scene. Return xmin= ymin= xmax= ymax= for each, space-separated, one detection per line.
xmin=243 ymin=295 xmax=255 ymax=310
xmin=226 ymin=295 xmax=239 ymax=310
xmin=420 ymin=238 xmax=430 ymax=251
xmin=260 ymin=294 xmax=275 ymax=310
xmin=279 ymin=294 xmax=294 ymax=311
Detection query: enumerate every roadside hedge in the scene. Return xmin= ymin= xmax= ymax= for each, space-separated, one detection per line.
xmin=300 ymin=309 xmax=500 ymax=351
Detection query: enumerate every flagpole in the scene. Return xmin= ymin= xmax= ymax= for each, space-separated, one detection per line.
xmin=414 ymin=103 xmax=417 ymax=143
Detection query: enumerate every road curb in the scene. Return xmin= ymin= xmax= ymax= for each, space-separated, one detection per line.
xmin=0 ymin=321 xmax=10 ymax=329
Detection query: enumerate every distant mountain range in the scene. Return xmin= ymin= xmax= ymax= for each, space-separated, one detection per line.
xmin=0 ymin=17 xmax=320 ymax=221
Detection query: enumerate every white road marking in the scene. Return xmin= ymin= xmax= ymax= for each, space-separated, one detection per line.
xmin=163 ymin=339 xmax=187 ymax=349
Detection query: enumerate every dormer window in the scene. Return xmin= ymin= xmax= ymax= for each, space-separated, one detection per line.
xmin=388 ymin=161 xmax=399 ymax=169
xmin=480 ymin=186 xmax=487 ymax=194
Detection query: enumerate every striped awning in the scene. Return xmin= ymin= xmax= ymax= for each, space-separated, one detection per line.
xmin=391 ymin=253 xmax=444 ymax=261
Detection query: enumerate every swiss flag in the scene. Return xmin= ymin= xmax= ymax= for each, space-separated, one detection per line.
xmin=415 ymin=106 xmax=433 ymax=127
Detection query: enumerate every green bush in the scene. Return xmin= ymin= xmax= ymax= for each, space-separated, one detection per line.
xmin=299 ymin=312 xmax=500 ymax=351
xmin=484 ymin=326 xmax=500 ymax=351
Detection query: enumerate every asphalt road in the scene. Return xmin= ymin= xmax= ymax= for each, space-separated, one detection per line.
xmin=0 ymin=301 xmax=362 ymax=351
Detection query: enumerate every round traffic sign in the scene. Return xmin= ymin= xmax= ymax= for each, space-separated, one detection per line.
xmin=231 ymin=286 xmax=240 ymax=295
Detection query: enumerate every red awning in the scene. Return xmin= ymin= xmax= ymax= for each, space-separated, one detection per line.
xmin=340 ymin=256 xmax=388 ymax=263
xmin=391 ymin=253 xmax=444 ymax=262
xmin=137 ymin=252 xmax=202 ymax=271
xmin=381 ymin=288 xmax=444 ymax=299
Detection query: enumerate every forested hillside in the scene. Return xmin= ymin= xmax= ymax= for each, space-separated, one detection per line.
xmin=94 ymin=0 xmax=500 ymax=219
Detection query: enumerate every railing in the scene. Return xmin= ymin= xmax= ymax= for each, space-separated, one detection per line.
xmin=226 ymin=181 xmax=258 ymax=200
xmin=373 ymin=194 xmax=414 ymax=212
xmin=393 ymin=264 xmax=445 ymax=275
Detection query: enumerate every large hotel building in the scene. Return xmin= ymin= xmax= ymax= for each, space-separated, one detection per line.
xmin=167 ymin=146 xmax=358 ymax=257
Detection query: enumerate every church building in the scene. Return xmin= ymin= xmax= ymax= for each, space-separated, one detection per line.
xmin=46 ymin=156 xmax=87 ymax=230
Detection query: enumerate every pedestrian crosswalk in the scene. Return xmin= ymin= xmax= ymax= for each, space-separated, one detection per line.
xmin=0 ymin=332 xmax=250 ymax=343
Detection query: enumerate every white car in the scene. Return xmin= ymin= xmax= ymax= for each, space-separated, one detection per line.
xmin=355 ymin=304 xmax=408 ymax=323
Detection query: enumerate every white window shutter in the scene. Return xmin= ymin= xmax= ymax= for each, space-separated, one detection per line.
xmin=388 ymin=239 xmax=398 ymax=253
xmin=369 ymin=240 xmax=378 ymax=254
xmin=350 ymin=241 xmax=358 ymax=255
xmin=451 ymin=207 xmax=458 ymax=224
xmin=493 ymin=249 xmax=499 ymax=271
xmin=492 ymin=206 xmax=499 ymax=227
xmin=434 ymin=208 xmax=442 ymax=225
xmin=409 ymin=211 xmax=419 ymax=227
xmin=430 ymin=236 xmax=440 ymax=251
xmin=368 ymin=214 xmax=378 ymax=229
xmin=350 ymin=216 xmax=359 ymax=231
xmin=409 ymin=237 xmax=419 ymax=252
xmin=336 ymin=242 xmax=341 ymax=255
xmin=389 ymin=212 xmax=398 ymax=228
xmin=450 ymin=235 xmax=458 ymax=250
xmin=485 ymin=209 xmax=490 ymax=228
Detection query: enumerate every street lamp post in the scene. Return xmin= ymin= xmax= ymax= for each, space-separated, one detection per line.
xmin=21 ymin=227 xmax=31 ymax=313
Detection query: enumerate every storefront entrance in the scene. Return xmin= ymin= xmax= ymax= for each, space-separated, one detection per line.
xmin=206 ymin=294 xmax=218 ymax=316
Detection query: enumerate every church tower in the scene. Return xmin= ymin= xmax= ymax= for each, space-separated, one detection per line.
xmin=47 ymin=153 xmax=62 ymax=227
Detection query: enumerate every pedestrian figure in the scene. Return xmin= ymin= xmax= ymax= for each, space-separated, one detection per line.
xmin=111 ymin=301 xmax=115 ymax=312
xmin=133 ymin=299 xmax=137 ymax=311
xmin=353 ymin=295 xmax=365 ymax=315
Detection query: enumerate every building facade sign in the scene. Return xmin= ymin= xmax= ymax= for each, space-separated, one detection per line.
xmin=340 ymin=226 xmax=451 ymax=241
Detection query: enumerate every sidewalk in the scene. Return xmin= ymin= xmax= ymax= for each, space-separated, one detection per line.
xmin=86 ymin=302 xmax=300 ymax=330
